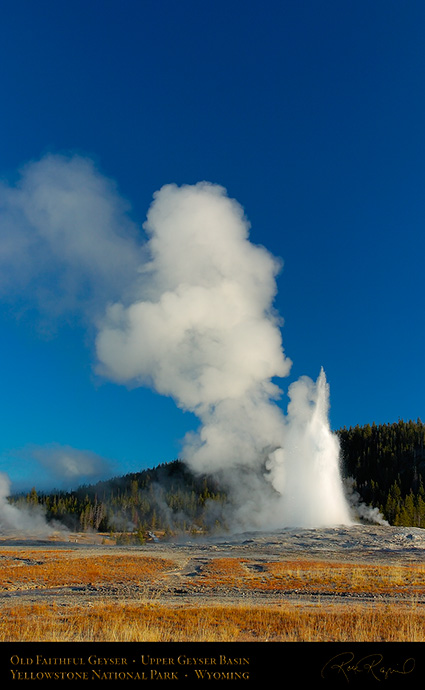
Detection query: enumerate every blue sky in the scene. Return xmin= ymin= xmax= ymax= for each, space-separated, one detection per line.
xmin=0 ymin=0 xmax=424 ymax=491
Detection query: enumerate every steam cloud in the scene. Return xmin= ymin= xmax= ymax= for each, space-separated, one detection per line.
xmin=0 ymin=154 xmax=368 ymax=532
xmin=0 ymin=154 xmax=144 ymax=323
xmin=0 ymin=473 xmax=66 ymax=537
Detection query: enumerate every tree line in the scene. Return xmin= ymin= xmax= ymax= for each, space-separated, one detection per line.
xmin=12 ymin=418 xmax=425 ymax=535
xmin=337 ymin=418 xmax=425 ymax=527
xmin=15 ymin=460 xmax=227 ymax=540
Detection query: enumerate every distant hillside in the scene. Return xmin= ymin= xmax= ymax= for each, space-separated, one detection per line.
xmin=13 ymin=460 xmax=227 ymax=540
xmin=11 ymin=419 xmax=425 ymax=533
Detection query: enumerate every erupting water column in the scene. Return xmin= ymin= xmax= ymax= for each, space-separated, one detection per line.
xmin=268 ymin=368 xmax=353 ymax=527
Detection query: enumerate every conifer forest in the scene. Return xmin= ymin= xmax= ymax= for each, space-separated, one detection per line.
xmin=12 ymin=419 xmax=425 ymax=537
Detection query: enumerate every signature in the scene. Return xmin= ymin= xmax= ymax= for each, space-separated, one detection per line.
xmin=321 ymin=652 xmax=415 ymax=682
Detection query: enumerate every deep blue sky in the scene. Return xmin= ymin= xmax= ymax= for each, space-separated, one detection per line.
xmin=1 ymin=0 xmax=424 ymax=490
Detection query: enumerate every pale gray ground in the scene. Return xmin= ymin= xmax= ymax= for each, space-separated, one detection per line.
xmin=0 ymin=525 xmax=424 ymax=608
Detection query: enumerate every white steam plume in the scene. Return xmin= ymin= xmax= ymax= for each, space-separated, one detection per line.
xmin=0 ymin=473 xmax=66 ymax=537
xmin=0 ymin=155 xmax=357 ymax=530
xmin=0 ymin=154 xmax=144 ymax=323
xmin=96 ymin=181 xmax=352 ymax=530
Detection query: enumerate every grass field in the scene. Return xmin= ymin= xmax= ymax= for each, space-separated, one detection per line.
xmin=2 ymin=599 xmax=425 ymax=642
xmin=1 ymin=546 xmax=424 ymax=642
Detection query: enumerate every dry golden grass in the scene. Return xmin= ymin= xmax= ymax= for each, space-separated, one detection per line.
xmin=0 ymin=551 xmax=173 ymax=590
xmin=3 ymin=550 xmax=425 ymax=597
xmin=197 ymin=557 xmax=425 ymax=596
xmin=1 ymin=548 xmax=425 ymax=642
xmin=1 ymin=600 xmax=425 ymax=642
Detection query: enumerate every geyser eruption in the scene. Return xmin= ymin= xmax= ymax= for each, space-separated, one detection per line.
xmin=96 ymin=181 xmax=353 ymax=530
xmin=0 ymin=155 xmax=356 ymax=530
xmin=267 ymin=369 xmax=352 ymax=527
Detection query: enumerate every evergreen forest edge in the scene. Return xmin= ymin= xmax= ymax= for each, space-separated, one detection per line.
xmin=11 ymin=419 xmax=425 ymax=538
